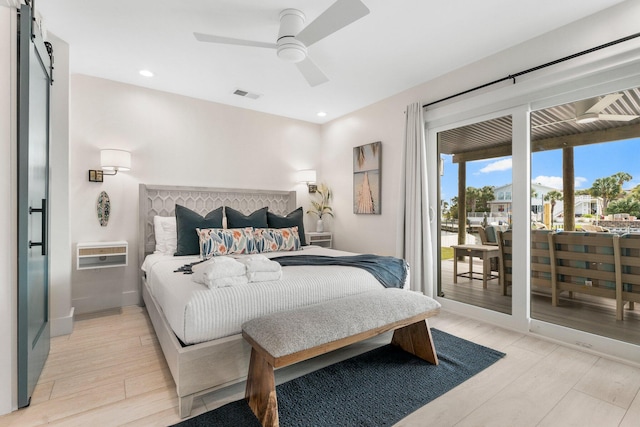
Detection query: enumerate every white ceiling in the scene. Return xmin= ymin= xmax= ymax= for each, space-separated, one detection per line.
xmin=36 ymin=0 xmax=627 ymax=124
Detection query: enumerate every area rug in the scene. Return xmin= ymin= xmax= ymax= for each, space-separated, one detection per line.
xmin=172 ymin=329 xmax=505 ymax=427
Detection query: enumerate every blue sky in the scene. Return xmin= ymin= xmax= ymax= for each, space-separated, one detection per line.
xmin=441 ymin=137 xmax=640 ymax=203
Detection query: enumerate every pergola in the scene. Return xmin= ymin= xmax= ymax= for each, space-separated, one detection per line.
xmin=438 ymin=87 xmax=640 ymax=244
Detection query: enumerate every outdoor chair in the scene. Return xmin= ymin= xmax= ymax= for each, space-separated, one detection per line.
xmin=496 ymin=229 xmax=512 ymax=296
xmin=479 ymin=225 xmax=508 ymax=272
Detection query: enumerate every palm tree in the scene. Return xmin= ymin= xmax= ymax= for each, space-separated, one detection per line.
xmin=544 ymin=190 xmax=563 ymax=228
xmin=613 ymin=172 xmax=633 ymax=193
xmin=606 ymin=197 xmax=640 ymax=217
xmin=466 ymin=187 xmax=482 ymax=213
xmin=590 ymin=176 xmax=619 ymax=211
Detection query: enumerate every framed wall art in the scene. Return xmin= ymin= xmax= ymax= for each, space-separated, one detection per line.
xmin=353 ymin=141 xmax=381 ymax=214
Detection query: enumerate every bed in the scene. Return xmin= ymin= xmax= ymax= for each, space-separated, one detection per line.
xmin=138 ymin=184 xmax=408 ymax=417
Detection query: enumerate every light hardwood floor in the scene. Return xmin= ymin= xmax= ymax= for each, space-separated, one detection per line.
xmin=1 ymin=305 xmax=639 ymax=427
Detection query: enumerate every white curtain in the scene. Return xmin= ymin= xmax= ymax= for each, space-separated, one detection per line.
xmin=397 ymin=102 xmax=433 ymax=295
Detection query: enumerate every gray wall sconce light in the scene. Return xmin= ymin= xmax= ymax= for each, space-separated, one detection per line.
xmin=296 ymin=169 xmax=317 ymax=193
xmin=88 ymin=149 xmax=131 ymax=182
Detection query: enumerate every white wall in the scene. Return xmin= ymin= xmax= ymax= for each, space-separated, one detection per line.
xmin=48 ymin=33 xmax=73 ymax=336
xmin=0 ymin=3 xmax=17 ymax=416
xmin=69 ymin=75 xmax=322 ymax=313
xmin=321 ymin=0 xmax=640 ymax=257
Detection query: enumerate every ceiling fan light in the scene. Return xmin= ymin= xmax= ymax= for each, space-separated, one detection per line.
xmin=277 ymin=41 xmax=307 ymax=63
xmin=576 ymin=113 xmax=598 ymax=124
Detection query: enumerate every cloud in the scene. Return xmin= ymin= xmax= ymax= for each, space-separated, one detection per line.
xmin=532 ymin=176 xmax=588 ymax=189
xmin=574 ymin=177 xmax=588 ymax=188
xmin=533 ymin=176 xmax=562 ymax=189
xmin=479 ymin=158 xmax=512 ymax=173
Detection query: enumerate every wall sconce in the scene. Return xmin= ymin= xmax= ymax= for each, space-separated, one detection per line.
xmin=88 ymin=149 xmax=131 ymax=182
xmin=296 ymin=169 xmax=317 ymax=193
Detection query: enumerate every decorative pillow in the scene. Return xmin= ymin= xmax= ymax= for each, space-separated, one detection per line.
xmin=225 ymin=206 xmax=268 ymax=229
xmin=267 ymin=207 xmax=307 ymax=246
xmin=197 ymin=227 xmax=256 ymax=258
xmin=253 ymin=227 xmax=301 ymax=253
xmin=153 ymin=216 xmax=177 ymax=254
xmin=175 ymin=205 xmax=224 ymax=256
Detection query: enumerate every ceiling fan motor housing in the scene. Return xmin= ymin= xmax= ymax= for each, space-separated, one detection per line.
xmin=277 ymin=9 xmax=307 ymax=63
xmin=575 ymin=99 xmax=599 ymax=123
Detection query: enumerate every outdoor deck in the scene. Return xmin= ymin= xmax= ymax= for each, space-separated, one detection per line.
xmin=440 ymin=258 xmax=640 ymax=346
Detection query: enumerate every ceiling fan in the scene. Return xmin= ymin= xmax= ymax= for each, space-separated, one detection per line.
xmin=194 ymin=0 xmax=369 ymax=87
xmin=534 ymin=93 xmax=639 ymax=128
xmin=573 ymin=93 xmax=639 ymax=123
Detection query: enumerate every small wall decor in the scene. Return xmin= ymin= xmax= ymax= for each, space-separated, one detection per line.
xmin=97 ymin=191 xmax=111 ymax=227
xmin=353 ymin=141 xmax=381 ymax=214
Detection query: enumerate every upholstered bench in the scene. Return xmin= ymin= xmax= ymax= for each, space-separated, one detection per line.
xmin=241 ymin=288 xmax=441 ymax=427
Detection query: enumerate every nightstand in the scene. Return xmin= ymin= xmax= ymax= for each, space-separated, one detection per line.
xmin=77 ymin=241 xmax=128 ymax=270
xmin=306 ymin=232 xmax=332 ymax=248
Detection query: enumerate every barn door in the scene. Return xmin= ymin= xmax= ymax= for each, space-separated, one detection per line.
xmin=17 ymin=4 xmax=53 ymax=408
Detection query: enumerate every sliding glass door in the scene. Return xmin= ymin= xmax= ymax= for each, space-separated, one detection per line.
xmin=437 ymin=115 xmax=513 ymax=315
xmin=530 ymin=87 xmax=640 ymax=346
xmin=428 ymin=56 xmax=640 ymax=361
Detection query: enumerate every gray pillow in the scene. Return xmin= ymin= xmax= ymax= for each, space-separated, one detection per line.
xmin=267 ymin=207 xmax=307 ymax=246
xmin=225 ymin=206 xmax=268 ymax=229
xmin=174 ymin=204 xmax=223 ymax=256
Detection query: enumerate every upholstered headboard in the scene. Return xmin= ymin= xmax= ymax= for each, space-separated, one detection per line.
xmin=138 ymin=184 xmax=296 ymax=266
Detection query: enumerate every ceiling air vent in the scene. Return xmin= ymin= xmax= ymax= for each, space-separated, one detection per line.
xmin=233 ymin=89 xmax=261 ymax=100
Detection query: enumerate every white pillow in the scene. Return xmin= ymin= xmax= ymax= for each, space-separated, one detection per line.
xmin=153 ymin=216 xmax=177 ymax=254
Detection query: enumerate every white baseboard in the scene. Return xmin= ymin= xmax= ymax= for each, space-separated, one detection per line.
xmin=73 ymin=291 xmax=141 ymax=315
xmin=122 ymin=290 xmax=141 ymax=307
xmin=51 ymin=307 xmax=74 ymax=337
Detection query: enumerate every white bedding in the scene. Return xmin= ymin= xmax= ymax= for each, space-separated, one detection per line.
xmin=142 ymin=246 xmax=409 ymax=345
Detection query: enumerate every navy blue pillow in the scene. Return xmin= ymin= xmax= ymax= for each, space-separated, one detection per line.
xmin=225 ymin=206 xmax=268 ymax=229
xmin=267 ymin=207 xmax=306 ymax=246
xmin=174 ymin=204 xmax=224 ymax=256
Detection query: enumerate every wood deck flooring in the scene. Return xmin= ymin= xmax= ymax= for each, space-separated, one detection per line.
xmin=441 ymin=258 xmax=640 ymax=346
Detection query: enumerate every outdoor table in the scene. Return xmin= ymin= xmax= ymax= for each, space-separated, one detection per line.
xmin=451 ymin=244 xmax=500 ymax=289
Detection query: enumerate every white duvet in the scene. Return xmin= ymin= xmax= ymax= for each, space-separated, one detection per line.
xmin=142 ymin=246 xmax=409 ymax=345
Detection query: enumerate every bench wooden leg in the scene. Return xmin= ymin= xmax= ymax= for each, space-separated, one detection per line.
xmin=391 ymin=320 xmax=439 ymax=365
xmin=245 ymin=349 xmax=279 ymax=427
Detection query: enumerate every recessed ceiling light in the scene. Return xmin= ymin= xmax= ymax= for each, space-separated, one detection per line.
xmin=317 ymin=112 xmax=327 ymax=117
xmin=139 ymin=69 xmax=154 ymax=77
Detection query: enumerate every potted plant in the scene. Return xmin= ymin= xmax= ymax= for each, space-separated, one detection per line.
xmin=307 ymin=184 xmax=333 ymax=232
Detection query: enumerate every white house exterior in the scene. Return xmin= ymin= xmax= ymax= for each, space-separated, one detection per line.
xmin=484 ymin=183 xmax=603 ymax=223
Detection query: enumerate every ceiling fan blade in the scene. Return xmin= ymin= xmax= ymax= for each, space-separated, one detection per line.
xmin=585 ymin=93 xmax=623 ymax=114
xmin=295 ymin=57 xmax=329 ymax=87
xmin=296 ymin=0 xmax=370 ymax=47
xmin=531 ymin=118 xmax=575 ymax=129
xmin=597 ymin=114 xmax=639 ymax=122
xmin=194 ymin=32 xmax=276 ymax=49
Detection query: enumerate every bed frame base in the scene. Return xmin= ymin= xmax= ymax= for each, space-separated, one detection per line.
xmin=142 ymin=280 xmax=252 ymax=417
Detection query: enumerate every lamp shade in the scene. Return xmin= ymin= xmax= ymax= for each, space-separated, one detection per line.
xmin=296 ymin=169 xmax=316 ymax=183
xmin=101 ymin=149 xmax=131 ymax=171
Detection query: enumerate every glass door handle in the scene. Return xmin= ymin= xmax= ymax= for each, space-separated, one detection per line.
xmin=28 ymin=199 xmax=46 ymax=256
